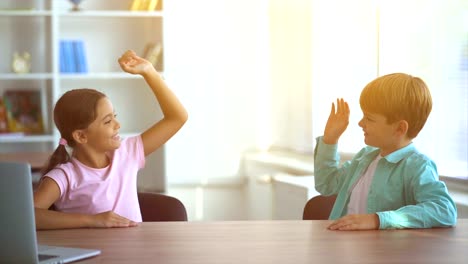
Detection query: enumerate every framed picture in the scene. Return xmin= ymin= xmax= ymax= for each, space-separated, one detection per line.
xmin=3 ymin=89 xmax=44 ymax=134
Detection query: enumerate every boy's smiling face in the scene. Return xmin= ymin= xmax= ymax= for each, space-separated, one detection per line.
xmin=358 ymin=111 xmax=403 ymax=156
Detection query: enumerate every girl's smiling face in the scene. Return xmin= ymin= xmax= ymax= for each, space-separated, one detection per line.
xmin=83 ymin=97 xmax=121 ymax=152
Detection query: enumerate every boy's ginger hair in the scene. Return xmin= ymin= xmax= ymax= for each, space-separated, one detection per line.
xmin=359 ymin=73 xmax=432 ymax=139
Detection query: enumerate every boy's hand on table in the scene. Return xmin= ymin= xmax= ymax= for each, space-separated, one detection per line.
xmin=327 ymin=214 xmax=379 ymax=231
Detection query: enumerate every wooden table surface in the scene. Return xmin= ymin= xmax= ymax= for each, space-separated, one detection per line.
xmin=37 ymin=219 xmax=468 ymax=264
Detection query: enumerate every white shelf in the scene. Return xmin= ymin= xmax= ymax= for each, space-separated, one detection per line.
xmin=0 ymin=10 xmax=162 ymax=17
xmin=0 ymin=10 xmax=52 ymax=16
xmin=58 ymin=11 xmax=163 ymax=18
xmin=1 ymin=0 xmax=164 ymax=169
xmin=0 ymin=72 xmax=158 ymax=80
xmin=0 ymin=132 xmax=142 ymax=143
xmin=0 ymin=73 xmax=54 ymax=80
xmin=0 ymin=134 xmax=55 ymax=143
xmin=59 ymin=72 xmax=145 ymax=80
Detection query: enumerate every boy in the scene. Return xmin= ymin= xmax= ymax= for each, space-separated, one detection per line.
xmin=314 ymin=73 xmax=457 ymax=230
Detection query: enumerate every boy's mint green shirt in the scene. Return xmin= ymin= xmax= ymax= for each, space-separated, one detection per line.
xmin=314 ymin=137 xmax=457 ymax=229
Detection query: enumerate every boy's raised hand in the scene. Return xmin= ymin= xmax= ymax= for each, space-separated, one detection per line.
xmin=118 ymin=50 xmax=153 ymax=76
xmin=323 ymin=98 xmax=350 ymax=144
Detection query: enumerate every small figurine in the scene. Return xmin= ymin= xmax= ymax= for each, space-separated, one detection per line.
xmin=69 ymin=0 xmax=84 ymax=11
xmin=12 ymin=52 xmax=31 ymax=74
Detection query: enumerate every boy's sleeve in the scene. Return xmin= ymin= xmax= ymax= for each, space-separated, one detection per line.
xmin=314 ymin=136 xmax=348 ymax=195
xmin=377 ymin=162 xmax=457 ymax=229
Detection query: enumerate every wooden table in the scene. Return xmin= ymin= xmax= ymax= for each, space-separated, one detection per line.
xmin=37 ymin=219 xmax=468 ymax=264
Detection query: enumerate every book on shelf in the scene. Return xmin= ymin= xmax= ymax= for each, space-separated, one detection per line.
xmin=130 ymin=0 xmax=159 ymax=11
xmin=59 ymin=39 xmax=88 ymax=73
xmin=142 ymin=42 xmax=162 ymax=66
xmin=2 ymin=90 xmax=44 ymax=135
xmin=0 ymin=97 xmax=9 ymax=133
xmin=61 ymin=40 xmax=76 ymax=73
xmin=73 ymin=40 xmax=88 ymax=73
xmin=59 ymin=40 xmax=67 ymax=73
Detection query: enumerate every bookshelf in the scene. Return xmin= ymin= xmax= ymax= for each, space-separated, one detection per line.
xmin=0 ymin=0 xmax=167 ymax=191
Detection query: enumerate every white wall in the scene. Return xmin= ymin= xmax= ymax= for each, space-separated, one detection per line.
xmin=162 ymin=0 xmax=377 ymax=184
xmin=163 ymin=0 xmax=468 ymax=185
xmin=164 ymin=0 xmax=269 ymax=184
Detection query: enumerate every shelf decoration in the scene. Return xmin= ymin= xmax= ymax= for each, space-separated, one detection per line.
xmin=11 ymin=52 xmax=31 ymax=74
xmin=3 ymin=90 xmax=44 ymax=134
xmin=130 ymin=0 xmax=159 ymax=11
xmin=59 ymin=39 xmax=88 ymax=73
xmin=69 ymin=0 xmax=84 ymax=11
xmin=143 ymin=42 xmax=162 ymax=66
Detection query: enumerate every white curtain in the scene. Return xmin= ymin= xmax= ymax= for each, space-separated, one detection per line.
xmin=268 ymin=0 xmax=378 ymax=153
xmin=309 ymin=0 xmax=378 ymax=154
xmin=269 ymin=0 xmax=467 ymax=177
xmin=163 ymin=0 xmax=467 ymax=184
xmin=267 ymin=0 xmax=313 ymax=152
xmin=164 ymin=0 xmax=270 ymax=184
xmin=378 ymin=0 xmax=468 ymax=177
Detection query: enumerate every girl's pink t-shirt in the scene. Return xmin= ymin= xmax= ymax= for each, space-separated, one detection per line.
xmin=45 ymin=136 xmax=145 ymax=222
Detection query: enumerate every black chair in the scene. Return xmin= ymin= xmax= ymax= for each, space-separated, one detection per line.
xmin=138 ymin=192 xmax=188 ymax=222
xmin=302 ymin=195 xmax=337 ymax=220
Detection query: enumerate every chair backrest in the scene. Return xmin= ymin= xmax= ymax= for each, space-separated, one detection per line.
xmin=303 ymin=195 xmax=337 ymax=220
xmin=138 ymin=192 xmax=188 ymax=222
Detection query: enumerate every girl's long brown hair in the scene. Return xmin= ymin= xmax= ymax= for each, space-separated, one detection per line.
xmin=40 ymin=89 xmax=106 ymax=176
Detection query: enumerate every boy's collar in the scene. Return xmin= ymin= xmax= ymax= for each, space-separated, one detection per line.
xmin=381 ymin=143 xmax=416 ymax=163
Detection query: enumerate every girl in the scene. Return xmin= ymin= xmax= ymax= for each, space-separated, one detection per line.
xmin=33 ymin=50 xmax=188 ymax=229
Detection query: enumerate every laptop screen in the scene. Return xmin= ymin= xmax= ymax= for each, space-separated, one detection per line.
xmin=0 ymin=161 xmax=100 ymax=263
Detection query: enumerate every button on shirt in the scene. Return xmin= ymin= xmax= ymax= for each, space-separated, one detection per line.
xmin=314 ymin=136 xmax=457 ymax=229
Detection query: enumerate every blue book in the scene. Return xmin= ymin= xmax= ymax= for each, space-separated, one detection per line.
xmin=73 ymin=40 xmax=88 ymax=73
xmin=59 ymin=40 xmax=67 ymax=73
xmin=62 ymin=40 xmax=76 ymax=73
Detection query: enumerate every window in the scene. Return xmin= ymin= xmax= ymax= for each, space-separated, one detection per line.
xmin=378 ymin=0 xmax=468 ymax=178
xmin=269 ymin=0 xmax=468 ymax=179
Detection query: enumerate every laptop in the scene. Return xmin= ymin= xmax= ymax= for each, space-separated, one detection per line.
xmin=0 ymin=161 xmax=101 ymax=263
